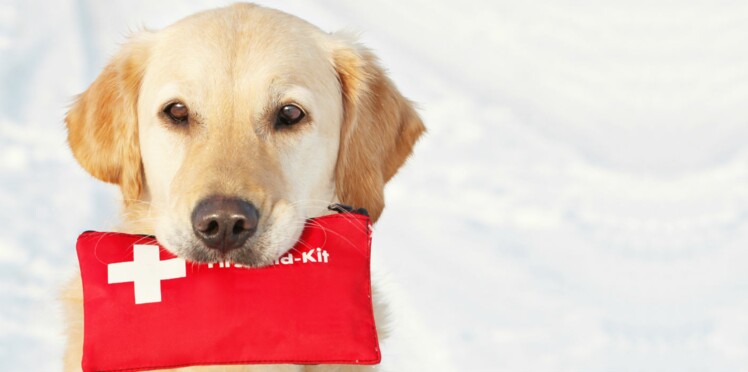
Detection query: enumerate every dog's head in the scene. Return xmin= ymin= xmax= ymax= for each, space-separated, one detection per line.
xmin=66 ymin=4 xmax=424 ymax=267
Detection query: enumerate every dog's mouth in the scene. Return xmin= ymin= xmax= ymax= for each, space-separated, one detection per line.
xmin=179 ymin=242 xmax=269 ymax=268
xmin=164 ymin=228 xmax=300 ymax=268
xmin=157 ymin=197 xmax=305 ymax=268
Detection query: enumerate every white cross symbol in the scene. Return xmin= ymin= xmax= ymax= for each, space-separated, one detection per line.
xmin=107 ymin=244 xmax=186 ymax=304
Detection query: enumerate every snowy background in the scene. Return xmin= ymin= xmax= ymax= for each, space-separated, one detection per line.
xmin=2 ymin=0 xmax=748 ymax=371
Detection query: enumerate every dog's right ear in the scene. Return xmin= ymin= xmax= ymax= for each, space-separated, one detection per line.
xmin=330 ymin=34 xmax=426 ymax=223
xmin=65 ymin=32 xmax=152 ymax=204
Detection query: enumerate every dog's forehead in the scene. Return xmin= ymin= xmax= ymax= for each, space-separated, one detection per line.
xmin=150 ymin=6 xmax=332 ymax=83
xmin=139 ymin=5 xmax=342 ymax=134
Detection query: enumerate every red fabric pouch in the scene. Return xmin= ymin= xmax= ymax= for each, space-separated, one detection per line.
xmin=76 ymin=212 xmax=380 ymax=372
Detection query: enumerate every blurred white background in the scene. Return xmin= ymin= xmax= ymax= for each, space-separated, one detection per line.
xmin=2 ymin=1 xmax=748 ymax=371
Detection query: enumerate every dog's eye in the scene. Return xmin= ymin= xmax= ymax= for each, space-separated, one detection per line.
xmin=276 ymin=104 xmax=305 ymax=127
xmin=163 ymin=102 xmax=189 ymax=124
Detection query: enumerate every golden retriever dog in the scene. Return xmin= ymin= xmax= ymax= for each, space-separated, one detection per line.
xmin=61 ymin=3 xmax=423 ymax=372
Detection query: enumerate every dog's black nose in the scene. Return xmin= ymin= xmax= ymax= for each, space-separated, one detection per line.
xmin=191 ymin=196 xmax=259 ymax=252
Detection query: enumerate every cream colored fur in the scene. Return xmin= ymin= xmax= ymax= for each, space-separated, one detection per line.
xmin=63 ymin=3 xmax=424 ymax=371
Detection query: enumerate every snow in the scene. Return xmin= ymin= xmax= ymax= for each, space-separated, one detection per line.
xmin=2 ymin=1 xmax=748 ymax=371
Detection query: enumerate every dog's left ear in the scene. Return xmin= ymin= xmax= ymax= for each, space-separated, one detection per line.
xmin=66 ymin=32 xmax=152 ymax=205
xmin=331 ymin=35 xmax=426 ymax=222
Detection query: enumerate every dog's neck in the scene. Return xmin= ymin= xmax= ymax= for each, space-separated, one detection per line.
xmin=117 ymin=199 xmax=156 ymax=236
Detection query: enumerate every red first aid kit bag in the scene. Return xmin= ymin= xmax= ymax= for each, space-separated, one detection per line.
xmin=76 ymin=212 xmax=380 ymax=372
